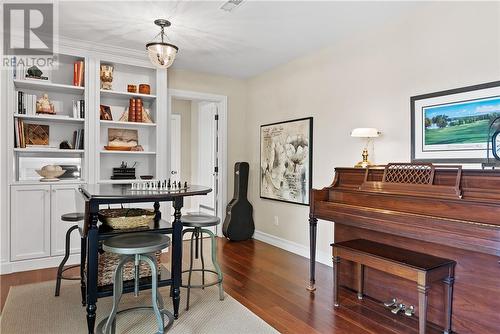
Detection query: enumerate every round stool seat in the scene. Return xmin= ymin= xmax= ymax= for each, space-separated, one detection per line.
xmin=103 ymin=233 xmax=170 ymax=255
xmin=61 ymin=212 xmax=84 ymax=222
xmin=181 ymin=213 xmax=220 ymax=228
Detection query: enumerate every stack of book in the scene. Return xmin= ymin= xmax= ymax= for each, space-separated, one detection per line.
xmin=73 ymin=60 xmax=84 ymax=87
xmin=72 ymin=129 xmax=84 ymax=149
xmin=72 ymin=99 xmax=85 ymax=118
xmin=128 ymin=98 xmax=143 ymax=122
xmin=13 ymin=119 xmax=26 ymax=148
xmin=16 ymin=91 xmax=36 ymax=115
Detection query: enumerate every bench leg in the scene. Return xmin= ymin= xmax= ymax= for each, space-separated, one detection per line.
xmin=356 ymin=263 xmax=364 ymax=300
xmin=443 ymin=276 xmax=455 ymax=334
xmin=333 ymin=255 xmax=340 ymax=307
xmin=417 ymin=284 xmax=430 ymax=334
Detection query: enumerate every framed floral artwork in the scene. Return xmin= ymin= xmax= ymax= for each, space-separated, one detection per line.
xmin=260 ymin=117 xmax=313 ymax=205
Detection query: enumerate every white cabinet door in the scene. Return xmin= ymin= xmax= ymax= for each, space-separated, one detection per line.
xmin=51 ymin=185 xmax=81 ymax=256
xmin=10 ymin=185 xmax=51 ymax=261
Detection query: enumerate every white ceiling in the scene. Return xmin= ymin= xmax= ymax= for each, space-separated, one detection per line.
xmin=59 ymin=1 xmax=423 ymax=78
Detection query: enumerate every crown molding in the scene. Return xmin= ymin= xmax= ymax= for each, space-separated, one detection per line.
xmin=57 ymin=35 xmax=154 ymax=68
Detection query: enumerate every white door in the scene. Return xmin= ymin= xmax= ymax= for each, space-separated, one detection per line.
xmin=196 ymin=102 xmax=218 ymax=233
xmin=10 ymin=185 xmax=51 ymax=261
xmin=170 ymin=114 xmax=181 ymax=183
xmin=51 ymin=185 xmax=81 ymax=256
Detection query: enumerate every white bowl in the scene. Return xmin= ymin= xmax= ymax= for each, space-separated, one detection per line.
xmin=36 ymin=168 xmax=65 ymax=181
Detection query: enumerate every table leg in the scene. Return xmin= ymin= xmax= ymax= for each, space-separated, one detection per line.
xmin=86 ymin=206 xmax=99 ymax=334
xmin=443 ymin=267 xmax=455 ymax=334
xmin=333 ymin=255 xmax=340 ymax=307
xmin=307 ymin=215 xmax=318 ymax=291
xmin=80 ymin=235 xmax=87 ymax=306
xmin=154 ymin=201 xmax=161 ymax=224
xmin=417 ymin=284 xmax=430 ymax=334
xmin=172 ymin=197 xmax=184 ymax=319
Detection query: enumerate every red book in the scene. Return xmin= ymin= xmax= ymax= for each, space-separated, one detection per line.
xmin=73 ymin=62 xmax=78 ymax=86
xmin=78 ymin=61 xmax=84 ymax=86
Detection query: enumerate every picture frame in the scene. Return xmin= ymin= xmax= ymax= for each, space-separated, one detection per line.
xmin=411 ymin=81 xmax=500 ymax=163
xmin=99 ymin=105 xmax=113 ymax=121
xmin=260 ymin=117 xmax=313 ymax=206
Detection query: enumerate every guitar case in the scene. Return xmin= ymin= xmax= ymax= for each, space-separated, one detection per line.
xmin=223 ymin=162 xmax=254 ymax=241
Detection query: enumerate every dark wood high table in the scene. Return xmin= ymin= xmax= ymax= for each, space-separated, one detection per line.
xmin=308 ymin=164 xmax=500 ymax=333
xmin=78 ymin=184 xmax=211 ymax=334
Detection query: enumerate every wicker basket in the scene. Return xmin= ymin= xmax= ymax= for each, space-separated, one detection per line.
xmin=96 ymin=251 xmax=162 ymax=287
xmin=98 ymin=208 xmax=155 ymax=229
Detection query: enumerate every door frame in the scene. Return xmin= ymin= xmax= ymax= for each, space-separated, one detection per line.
xmin=167 ymin=89 xmax=228 ymax=237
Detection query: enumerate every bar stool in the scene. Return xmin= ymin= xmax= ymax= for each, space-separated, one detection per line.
xmin=181 ymin=213 xmax=224 ymax=311
xmin=96 ymin=233 xmax=174 ymax=334
xmin=55 ymin=212 xmax=84 ymax=297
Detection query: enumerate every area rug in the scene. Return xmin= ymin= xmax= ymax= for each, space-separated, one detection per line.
xmin=1 ymin=281 xmax=278 ymax=334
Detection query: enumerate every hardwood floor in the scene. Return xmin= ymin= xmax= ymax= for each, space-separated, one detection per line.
xmin=1 ymin=238 xmax=441 ymax=333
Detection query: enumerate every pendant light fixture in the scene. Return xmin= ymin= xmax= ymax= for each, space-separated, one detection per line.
xmin=146 ymin=19 xmax=178 ymax=69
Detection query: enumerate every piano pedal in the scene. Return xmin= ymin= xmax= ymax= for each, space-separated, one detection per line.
xmin=383 ymin=298 xmax=398 ymax=308
xmin=404 ymin=305 xmax=415 ymax=317
xmin=391 ymin=303 xmax=405 ymax=315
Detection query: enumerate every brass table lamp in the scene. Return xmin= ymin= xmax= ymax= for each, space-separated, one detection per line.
xmin=351 ymin=128 xmax=381 ymax=168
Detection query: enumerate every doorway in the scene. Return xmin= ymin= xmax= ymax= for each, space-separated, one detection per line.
xmin=168 ymin=90 xmax=227 ymax=236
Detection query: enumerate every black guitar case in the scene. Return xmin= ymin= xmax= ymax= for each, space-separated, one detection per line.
xmin=223 ymin=162 xmax=254 ymax=241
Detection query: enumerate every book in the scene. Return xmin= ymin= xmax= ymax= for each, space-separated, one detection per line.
xmin=73 ymin=60 xmax=85 ymax=87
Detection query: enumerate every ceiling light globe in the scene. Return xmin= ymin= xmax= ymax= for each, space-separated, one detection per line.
xmin=146 ymin=42 xmax=178 ymax=69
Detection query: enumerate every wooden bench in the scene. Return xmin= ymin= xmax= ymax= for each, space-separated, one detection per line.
xmin=332 ymin=239 xmax=456 ymax=334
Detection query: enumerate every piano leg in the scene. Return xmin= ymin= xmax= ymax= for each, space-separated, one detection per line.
xmin=307 ymin=215 xmax=318 ymax=291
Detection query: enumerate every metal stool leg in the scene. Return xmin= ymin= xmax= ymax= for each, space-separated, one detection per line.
xmin=201 ymin=229 xmax=224 ymax=301
xmin=104 ymin=255 xmax=130 ymax=334
xmin=142 ymin=254 xmax=164 ymax=333
xmin=186 ymin=229 xmax=196 ymax=311
xmin=55 ymin=225 xmax=78 ymax=297
xmin=200 ymin=229 xmax=205 ymax=289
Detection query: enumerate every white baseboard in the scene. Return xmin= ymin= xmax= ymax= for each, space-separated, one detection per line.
xmin=0 ymin=254 xmax=80 ymax=275
xmin=253 ymin=230 xmax=332 ymax=267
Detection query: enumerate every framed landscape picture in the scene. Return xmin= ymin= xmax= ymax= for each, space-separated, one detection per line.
xmin=260 ymin=117 xmax=313 ymax=206
xmin=411 ymin=81 xmax=500 ymax=163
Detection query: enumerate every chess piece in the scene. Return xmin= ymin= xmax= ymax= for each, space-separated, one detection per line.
xmin=184 ymin=181 xmax=188 ymax=188
xmin=177 ymin=181 xmax=181 ymax=188
xmin=158 ymin=180 xmax=161 ymax=188
xmin=167 ymin=178 xmax=171 ymax=188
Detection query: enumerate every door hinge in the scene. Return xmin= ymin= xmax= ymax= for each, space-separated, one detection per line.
xmin=214 ymin=114 xmax=219 ymax=120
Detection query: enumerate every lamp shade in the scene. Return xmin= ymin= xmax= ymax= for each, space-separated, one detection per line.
xmin=146 ymin=42 xmax=178 ymax=69
xmin=350 ymin=128 xmax=380 ymax=138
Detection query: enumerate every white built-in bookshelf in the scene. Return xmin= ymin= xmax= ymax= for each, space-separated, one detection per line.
xmin=96 ymin=59 xmax=161 ymax=184
xmin=8 ymin=52 xmax=88 ymax=184
xmin=7 ymin=51 xmax=167 ymax=185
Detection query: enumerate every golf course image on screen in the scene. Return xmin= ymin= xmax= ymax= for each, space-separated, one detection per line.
xmin=424 ymin=96 xmax=500 ymax=146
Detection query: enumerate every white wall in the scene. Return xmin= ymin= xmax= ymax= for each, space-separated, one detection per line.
xmin=168 ymin=70 xmax=248 ymax=206
xmin=245 ymin=1 xmax=500 ymax=262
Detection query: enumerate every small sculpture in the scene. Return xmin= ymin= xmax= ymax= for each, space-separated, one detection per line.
xmin=36 ymin=94 xmax=55 ymax=114
xmin=27 ymin=65 xmax=44 ymax=79
xmin=100 ymin=64 xmax=114 ymax=90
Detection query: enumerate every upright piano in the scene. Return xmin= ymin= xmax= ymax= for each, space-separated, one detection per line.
xmin=309 ymin=163 xmax=500 ymax=333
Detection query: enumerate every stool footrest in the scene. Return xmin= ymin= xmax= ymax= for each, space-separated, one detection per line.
xmin=96 ymin=306 xmax=174 ymax=334
xmin=181 ymin=269 xmax=223 ymax=289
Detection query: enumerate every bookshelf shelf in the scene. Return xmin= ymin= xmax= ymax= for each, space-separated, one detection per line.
xmin=99 ymin=150 xmax=156 ymax=155
xmin=100 ymin=89 xmax=156 ymax=101
xmin=100 ymin=120 xmax=156 ymax=127
xmin=14 ymin=148 xmax=85 ymax=154
xmin=14 ymin=114 xmax=85 ymax=124
xmin=14 ymin=79 xmax=84 ymax=95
